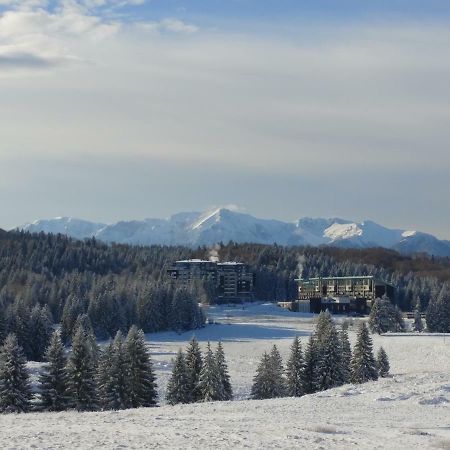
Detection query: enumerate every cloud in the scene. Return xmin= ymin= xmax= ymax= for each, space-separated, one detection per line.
xmin=0 ymin=1 xmax=197 ymax=71
xmin=0 ymin=51 xmax=61 ymax=68
xmin=136 ymin=18 xmax=199 ymax=35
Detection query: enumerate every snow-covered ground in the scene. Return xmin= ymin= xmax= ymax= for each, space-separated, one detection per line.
xmin=1 ymin=303 xmax=449 ymax=449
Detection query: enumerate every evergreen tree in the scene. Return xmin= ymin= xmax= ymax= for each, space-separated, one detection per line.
xmin=376 ymin=347 xmax=390 ymax=378
xmin=30 ymin=305 xmax=53 ymax=361
xmin=197 ymin=342 xmax=222 ymax=402
xmin=124 ymin=326 xmax=157 ymax=407
xmin=285 ymin=336 xmax=304 ymax=397
xmin=426 ymin=286 xmax=450 ymax=333
xmin=369 ymin=297 xmax=404 ymax=334
xmin=215 ymin=342 xmax=233 ymax=401
xmin=97 ymin=331 xmax=130 ymax=410
xmin=185 ymin=336 xmax=203 ymax=402
xmin=66 ymin=325 xmax=98 ymax=411
xmin=351 ymin=323 xmax=378 ymax=383
xmin=302 ymin=335 xmax=317 ymax=394
xmin=0 ymin=307 xmax=6 ymax=346
xmin=96 ymin=341 xmax=114 ymax=410
xmin=339 ymin=327 xmax=352 ymax=384
xmin=0 ymin=333 xmax=32 ymax=413
xmin=251 ymin=352 xmax=274 ymax=400
xmin=268 ymin=345 xmax=286 ymax=398
xmin=413 ymin=307 xmax=423 ymax=332
xmin=314 ymin=316 xmax=344 ymax=391
xmin=38 ymin=330 xmax=70 ymax=411
xmin=166 ymin=349 xmax=191 ymax=405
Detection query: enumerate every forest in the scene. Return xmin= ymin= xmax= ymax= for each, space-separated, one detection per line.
xmin=0 ymin=230 xmax=449 ymax=360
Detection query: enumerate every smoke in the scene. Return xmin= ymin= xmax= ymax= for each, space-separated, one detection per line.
xmin=208 ymin=244 xmax=220 ymax=262
xmin=297 ymin=254 xmax=306 ymax=279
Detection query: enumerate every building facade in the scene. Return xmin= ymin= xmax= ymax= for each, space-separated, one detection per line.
xmin=295 ymin=276 xmax=394 ymax=314
xmin=168 ymin=259 xmax=255 ymax=302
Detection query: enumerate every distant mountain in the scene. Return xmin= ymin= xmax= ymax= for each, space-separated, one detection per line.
xmin=17 ymin=209 xmax=450 ymax=257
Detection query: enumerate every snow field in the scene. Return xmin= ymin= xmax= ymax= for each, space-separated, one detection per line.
xmin=1 ymin=302 xmax=449 ymax=449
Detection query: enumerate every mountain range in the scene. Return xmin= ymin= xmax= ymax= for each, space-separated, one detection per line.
xmin=16 ymin=208 xmax=450 ymax=257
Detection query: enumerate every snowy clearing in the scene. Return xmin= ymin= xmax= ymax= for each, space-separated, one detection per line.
xmin=1 ymin=302 xmax=450 ymax=449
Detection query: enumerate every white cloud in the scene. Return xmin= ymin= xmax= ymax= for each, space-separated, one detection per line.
xmin=0 ymin=1 xmax=197 ymax=70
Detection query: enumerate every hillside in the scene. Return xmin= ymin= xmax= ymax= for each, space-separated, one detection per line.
xmin=17 ymin=208 xmax=450 ymax=257
xmin=1 ymin=303 xmax=449 ymax=449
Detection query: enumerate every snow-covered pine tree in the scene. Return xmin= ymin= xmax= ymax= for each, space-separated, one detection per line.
xmin=351 ymin=322 xmax=378 ymax=383
xmin=215 ymin=341 xmax=232 ymax=401
xmin=339 ymin=327 xmax=352 ymax=384
xmin=426 ymin=285 xmax=450 ymax=333
xmin=30 ymin=305 xmax=53 ymax=361
xmin=166 ymin=349 xmax=191 ymax=405
xmin=124 ymin=325 xmax=157 ymax=407
xmin=197 ymin=342 xmax=222 ymax=402
xmin=0 ymin=333 xmax=32 ymax=413
xmin=369 ymin=297 xmax=404 ymax=334
xmin=315 ymin=310 xmax=333 ymax=344
xmin=302 ymin=335 xmax=318 ymax=394
xmin=97 ymin=331 xmax=130 ymax=410
xmin=185 ymin=336 xmax=203 ymax=402
xmin=285 ymin=336 xmax=304 ymax=397
xmin=66 ymin=324 xmax=98 ymax=411
xmin=269 ymin=344 xmax=286 ymax=398
xmin=251 ymin=352 xmax=273 ymax=400
xmin=96 ymin=340 xmax=114 ymax=410
xmin=314 ymin=319 xmax=344 ymax=391
xmin=38 ymin=330 xmax=70 ymax=411
xmin=73 ymin=314 xmax=99 ymax=365
xmin=376 ymin=347 xmax=390 ymax=378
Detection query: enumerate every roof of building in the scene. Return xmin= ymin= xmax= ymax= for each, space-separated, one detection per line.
xmin=295 ymin=275 xmax=392 ymax=285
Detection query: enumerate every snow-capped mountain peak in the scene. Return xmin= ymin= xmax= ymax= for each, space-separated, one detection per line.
xmin=15 ymin=209 xmax=450 ymax=257
xmin=323 ymin=222 xmax=363 ymax=241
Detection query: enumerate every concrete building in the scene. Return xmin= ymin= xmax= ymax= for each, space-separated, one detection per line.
xmin=168 ymin=259 xmax=254 ymax=302
xmin=295 ymin=275 xmax=394 ymax=314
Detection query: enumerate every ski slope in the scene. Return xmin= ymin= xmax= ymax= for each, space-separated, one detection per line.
xmin=1 ymin=303 xmax=449 ymax=449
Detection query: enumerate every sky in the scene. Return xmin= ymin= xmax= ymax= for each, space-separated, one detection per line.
xmin=0 ymin=1 xmax=450 ymax=239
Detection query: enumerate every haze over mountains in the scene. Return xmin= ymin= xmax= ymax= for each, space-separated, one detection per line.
xmin=17 ymin=208 xmax=450 ymax=257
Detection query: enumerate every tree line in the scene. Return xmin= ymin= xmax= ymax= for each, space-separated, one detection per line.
xmin=0 ymin=313 xmax=390 ymax=414
xmin=1 ymin=230 xmax=450 ymax=358
xmin=251 ymin=311 xmax=389 ymax=399
xmin=0 ymin=324 xmax=158 ymax=413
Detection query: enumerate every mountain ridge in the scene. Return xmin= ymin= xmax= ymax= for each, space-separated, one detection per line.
xmin=16 ymin=208 xmax=450 ymax=257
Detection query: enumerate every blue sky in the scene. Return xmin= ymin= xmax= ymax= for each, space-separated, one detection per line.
xmin=0 ymin=0 xmax=449 ymax=238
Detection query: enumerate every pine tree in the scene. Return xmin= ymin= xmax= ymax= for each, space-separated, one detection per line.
xmin=285 ymin=336 xmax=304 ymax=397
xmin=66 ymin=325 xmax=98 ymax=411
xmin=413 ymin=307 xmax=423 ymax=332
xmin=302 ymin=335 xmax=317 ymax=394
xmin=97 ymin=331 xmax=130 ymax=410
xmin=38 ymin=330 xmax=70 ymax=411
xmin=314 ymin=318 xmax=344 ymax=391
xmin=96 ymin=341 xmax=114 ymax=410
xmin=166 ymin=349 xmax=191 ymax=405
xmin=185 ymin=336 xmax=203 ymax=402
xmin=376 ymin=347 xmax=390 ymax=378
xmin=215 ymin=342 xmax=232 ymax=401
xmin=339 ymin=327 xmax=352 ymax=384
xmin=269 ymin=345 xmax=286 ymax=397
xmin=198 ymin=342 xmax=222 ymax=402
xmin=0 ymin=333 xmax=32 ymax=413
xmin=30 ymin=305 xmax=53 ymax=361
xmin=351 ymin=323 xmax=378 ymax=383
xmin=124 ymin=326 xmax=157 ymax=407
xmin=0 ymin=307 xmax=6 ymax=346
xmin=369 ymin=297 xmax=404 ymax=334
xmin=251 ymin=352 xmax=274 ymax=400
